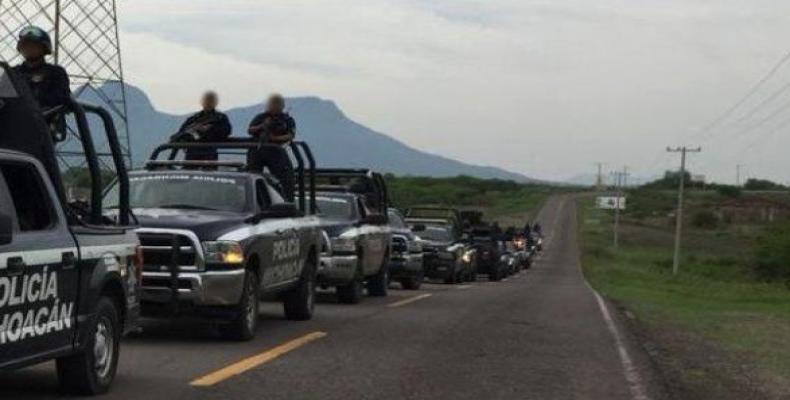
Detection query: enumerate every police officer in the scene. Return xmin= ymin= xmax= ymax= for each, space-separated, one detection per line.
xmin=13 ymin=26 xmax=70 ymax=111
xmin=247 ymin=94 xmax=297 ymax=201
xmin=172 ymin=91 xmax=232 ymax=161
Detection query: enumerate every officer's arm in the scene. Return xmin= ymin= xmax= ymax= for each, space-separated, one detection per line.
xmin=53 ymin=67 xmax=72 ymax=107
xmin=212 ymin=115 xmax=232 ymax=140
xmin=248 ymin=115 xmax=264 ymax=136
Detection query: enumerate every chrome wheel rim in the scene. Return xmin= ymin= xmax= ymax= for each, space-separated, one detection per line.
xmin=93 ymin=317 xmax=114 ymax=379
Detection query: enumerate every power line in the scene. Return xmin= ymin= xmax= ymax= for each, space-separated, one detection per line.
xmin=695 ymin=49 xmax=790 ymax=143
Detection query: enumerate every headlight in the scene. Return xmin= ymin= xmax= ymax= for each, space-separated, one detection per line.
xmin=331 ymin=237 xmax=357 ymax=254
xmin=202 ymin=241 xmax=244 ymax=265
xmin=462 ymin=251 xmax=473 ymax=263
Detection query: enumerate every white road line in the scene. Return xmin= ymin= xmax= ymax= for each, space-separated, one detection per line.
xmin=589 ymin=288 xmax=650 ymax=400
xmin=565 ymin=196 xmax=650 ymax=400
xmin=456 ymin=285 xmax=472 ymax=290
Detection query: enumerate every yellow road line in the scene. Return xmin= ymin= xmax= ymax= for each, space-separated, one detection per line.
xmin=190 ymin=331 xmax=328 ymax=387
xmin=387 ymin=293 xmax=433 ymax=308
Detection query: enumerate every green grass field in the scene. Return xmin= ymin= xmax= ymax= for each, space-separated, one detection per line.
xmin=578 ymin=195 xmax=790 ymax=397
xmin=386 ymin=175 xmax=560 ymax=225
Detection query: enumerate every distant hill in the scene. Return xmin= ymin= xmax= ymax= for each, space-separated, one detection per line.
xmin=79 ymin=84 xmax=535 ymax=182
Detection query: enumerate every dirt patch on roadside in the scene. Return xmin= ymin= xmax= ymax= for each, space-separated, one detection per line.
xmin=613 ymin=302 xmax=786 ymax=400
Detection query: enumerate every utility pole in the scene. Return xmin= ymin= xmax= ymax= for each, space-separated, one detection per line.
xmin=667 ymin=146 xmax=702 ymax=276
xmin=595 ymin=163 xmax=605 ymax=191
xmin=611 ymin=167 xmax=629 ymax=249
xmin=736 ymin=164 xmax=745 ymax=187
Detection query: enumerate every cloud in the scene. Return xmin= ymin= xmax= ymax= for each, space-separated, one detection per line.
xmin=120 ymin=0 xmax=790 ymax=182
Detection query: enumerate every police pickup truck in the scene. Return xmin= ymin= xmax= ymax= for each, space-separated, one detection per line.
xmin=387 ymin=208 xmax=424 ymax=290
xmin=406 ymin=208 xmax=476 ymax=284
xmin=107 ymin=140 xmax=322 ymax=341
xmin=0 ymin=63 xmax=140 ymax=395
xmin=314 ymin=169 xmax=391 ymax=304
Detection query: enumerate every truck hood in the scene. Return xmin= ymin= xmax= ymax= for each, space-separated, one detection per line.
xmin=133 ymin=208 xmax=248 ymax=241
xmin=318 ymin=219 xmax=356 ymax=238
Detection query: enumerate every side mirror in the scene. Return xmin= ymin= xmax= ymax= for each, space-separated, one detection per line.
xmin=411 ymin=224 xmax=426 ymax=232
xmin=247 ymin=202 xmax=301 ymax=223
xmin=0 ymin=213 xmax=13 ymax=246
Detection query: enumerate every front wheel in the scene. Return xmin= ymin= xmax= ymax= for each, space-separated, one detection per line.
xmin=367 ymin=263 xmax=390 ymax=297
xmin=56 ymin=297 xmax=121 ymax=395
xmin=219 ymin=271 xmax=259 ymax=341
xmin=284 ymin=261 xmax=316 ymax=321
xmin=401 ymin=270 xmax=424 ymax=290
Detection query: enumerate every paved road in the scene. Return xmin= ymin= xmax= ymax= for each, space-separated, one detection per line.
xmin=0 ymin=196 xmax=663 ymax=400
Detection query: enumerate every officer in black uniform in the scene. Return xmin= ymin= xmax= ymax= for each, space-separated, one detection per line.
xmin=13 ymin=26 xmax=71 ymax=113
xmin=171 ymin=91 xmax=232 ymax=161
xmin=247 ymin=94 xmax=296 ymax=201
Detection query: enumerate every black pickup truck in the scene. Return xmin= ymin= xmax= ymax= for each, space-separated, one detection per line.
xmin=104 ymin=140 xmax=323 ymax=341
xmin=0 ymin=63 xmax=140 ymax=395
xmin=405 ymin=208 xmax=476 ymax=284
xmin=314 ymin=169 xmax=392 ymax=303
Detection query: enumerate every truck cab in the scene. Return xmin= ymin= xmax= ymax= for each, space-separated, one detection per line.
xmin=110 ymin=140 xmax=322 ymax=341
xmin=0 ymin=63 xmax=140 ymax=395
xmin=314 ymin=169 xmax=392 ymax=304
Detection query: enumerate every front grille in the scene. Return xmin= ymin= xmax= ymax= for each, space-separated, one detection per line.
xmin=138 ymin=232 xmax=198 ymax=271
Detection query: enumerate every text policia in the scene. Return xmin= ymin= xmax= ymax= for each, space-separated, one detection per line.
xmin=0 ymin=267 xmax=74 ymax=344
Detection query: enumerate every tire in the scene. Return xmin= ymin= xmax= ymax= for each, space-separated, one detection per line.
xmin=337 ymin=279 xmax=363 ymax=304
xmin=367 ymin=260 xmax=390 ymax=297
xmin=468 ymin=270 xmax=477 ymax=282
xmin=219 ymin=271 xmax=259 ymax=341
xmin=400 ymin=270 xmax=423 ymax=290
xmin=56 ymin=296 xmax=121 ymax=395
xmin=444 ymin=267 xmax=457 ymax=284
xmin=284 ymin=260 xmax=317 ymax=321
xmin=489 ymin=266 xmax=502 ymax=282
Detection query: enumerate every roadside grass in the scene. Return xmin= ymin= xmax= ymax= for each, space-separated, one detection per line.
xmin=578 ymin=196 xmax=790 ymax=395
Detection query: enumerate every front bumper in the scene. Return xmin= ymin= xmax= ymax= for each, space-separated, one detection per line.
xmin=318 ymin=254 xmax=358 ymax=286
xmin=423 ymin=253 xmax=456 ymax=279
xmin=140 ymin=269 xmax=246 ymax=308
xmin=389 ymin=252 xmax=423 ymax=279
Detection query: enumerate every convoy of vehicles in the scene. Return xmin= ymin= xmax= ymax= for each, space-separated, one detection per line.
xmin=314 ymin=169 xmax=392 ymax=303
xmin=0 ymin=63 xmax=140 ymax=394
xmin=0 ymin=62 xmax=544 ymax=395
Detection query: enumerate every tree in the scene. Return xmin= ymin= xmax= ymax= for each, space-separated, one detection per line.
xmin=744 ymin=178 xmax=786 ymax=191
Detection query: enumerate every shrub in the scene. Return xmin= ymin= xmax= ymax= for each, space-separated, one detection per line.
xmin=716 ymin=185 xmax=742 ymax=198
xmin=691 ymin=210 xmax=719 ymax=229
xmin=754 ymin=222 xmax=790 ymax=282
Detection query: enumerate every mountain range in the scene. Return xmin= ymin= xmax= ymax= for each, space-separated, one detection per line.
xmin=80 ymin=84 xmax=534 ymax=182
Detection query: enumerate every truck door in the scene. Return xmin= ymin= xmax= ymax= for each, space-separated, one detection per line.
xmin=256 ymin=180 xmax=300 ymax=287
xmin=0 ymin=159 xmax=78 ymax=367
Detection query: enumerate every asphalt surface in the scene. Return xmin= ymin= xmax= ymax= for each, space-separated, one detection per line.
xmin=0 ymin=196 xmax=664 ymax=400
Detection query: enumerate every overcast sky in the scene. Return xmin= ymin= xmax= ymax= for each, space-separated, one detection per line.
xmin=119 ymin=0 xmax=790 ymax=183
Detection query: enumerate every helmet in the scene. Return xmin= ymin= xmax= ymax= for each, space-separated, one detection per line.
xmin=17 ymin=26 xmax=53 ymax=55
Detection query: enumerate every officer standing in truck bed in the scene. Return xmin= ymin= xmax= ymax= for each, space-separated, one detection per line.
xmin=247 ymin=93 xmax=297 ymax=201
xmin=13 ymin=26 xmax=70 ymax=111
xmin=172 ymin=91 xmax=232 ymax=161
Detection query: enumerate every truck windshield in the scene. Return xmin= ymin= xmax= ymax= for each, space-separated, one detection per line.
xmin=420 ymin=226 xmax=452 ymax=242
xmin=316 ymin=196 xmax=354 ymax=219
xmin=105 ymin=174 xmax=248 ymax=212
